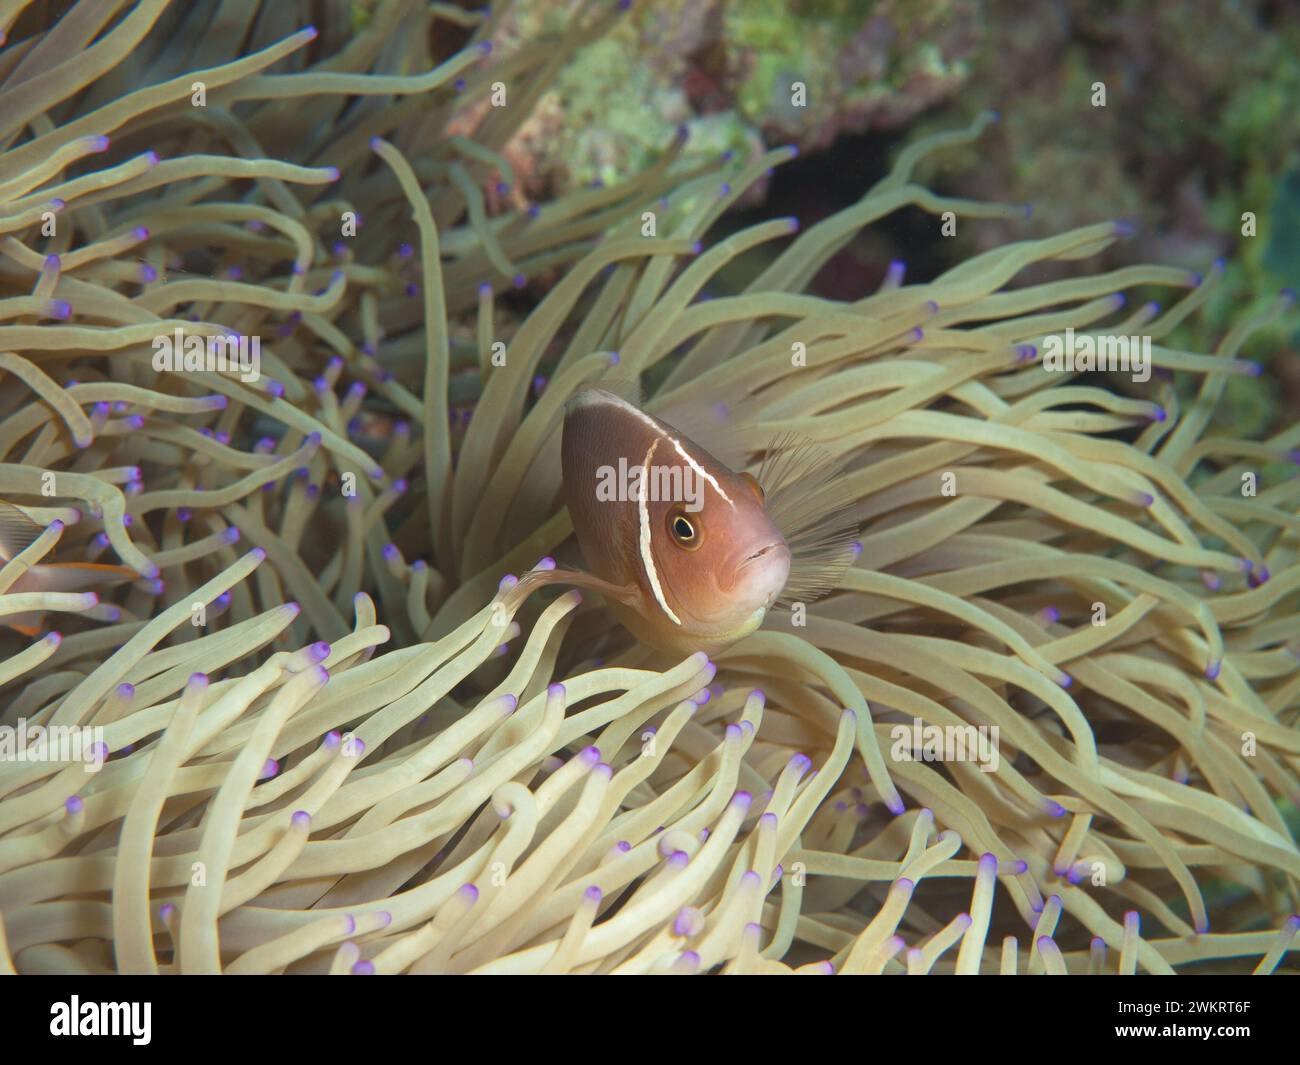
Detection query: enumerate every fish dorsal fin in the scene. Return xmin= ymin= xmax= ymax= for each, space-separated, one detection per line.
xmin=757 ymin=435 xmax=860 ymax=603
xmin=645 ymin=389 xmax=762 ymax=474
xmin=0 ymin=502 xmax=46 ymax=560
xmin=587 ymin=374 xmax=644 ymax=408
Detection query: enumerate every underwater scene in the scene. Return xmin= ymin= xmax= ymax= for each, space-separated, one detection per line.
xmin=0 ymin=0 xmax=1297 ymax=993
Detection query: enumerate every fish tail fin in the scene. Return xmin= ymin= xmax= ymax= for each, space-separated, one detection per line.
xmin=14 ymin=562 xmax=138 ymax=595
xmin=0 ymin=501 xmax=46 ymax=560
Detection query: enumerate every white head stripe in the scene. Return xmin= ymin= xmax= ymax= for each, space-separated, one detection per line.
xmin=669 ymin=438 xmax=733 ymax=507
xmin=589 ymin=390 xmax=735 ymax=509
xmin=637 ymin=438 xmax=682 ymax=626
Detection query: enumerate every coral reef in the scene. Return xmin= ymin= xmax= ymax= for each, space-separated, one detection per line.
xmin=475 ymin=0 xmax=979 ymax=204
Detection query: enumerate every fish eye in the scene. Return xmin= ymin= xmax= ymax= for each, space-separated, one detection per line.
xmin=668 ymin=511 xmax=701 ymax=549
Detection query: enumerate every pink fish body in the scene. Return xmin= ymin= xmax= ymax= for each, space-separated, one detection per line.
xmin=560 ymin=389 xmax=792 ymax=654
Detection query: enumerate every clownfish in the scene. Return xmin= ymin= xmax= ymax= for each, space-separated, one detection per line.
xmin=511 ymin=388 xmax=857 ymax=655
xmin=0 ymin=502 xmax=137 ymax=636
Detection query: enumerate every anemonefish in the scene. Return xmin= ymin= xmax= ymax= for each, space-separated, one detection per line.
xmin=0 ymin=502 xmax=138 ymax=636
xmin=511 ymin=388 xmax=857 ymax=655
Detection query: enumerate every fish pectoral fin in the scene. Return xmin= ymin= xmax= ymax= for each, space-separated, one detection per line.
xmin=505 ymin=567 xmax=640 ymax=610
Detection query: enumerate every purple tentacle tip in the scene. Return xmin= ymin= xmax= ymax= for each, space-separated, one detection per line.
xmin=66 ymin=796 xmax=84 ymax=814
xmin=1205 ymin=660 xmax=1222 ymax=681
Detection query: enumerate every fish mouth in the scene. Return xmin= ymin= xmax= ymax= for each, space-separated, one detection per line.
xmin=739 ymin=542 xmax=787 ymax=567
xmin=735 ymin=541 xmax=792 ymax=608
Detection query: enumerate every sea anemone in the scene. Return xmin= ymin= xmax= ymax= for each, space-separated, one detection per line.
xmin=0 ymin=1 xmax=1296 ymax=976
